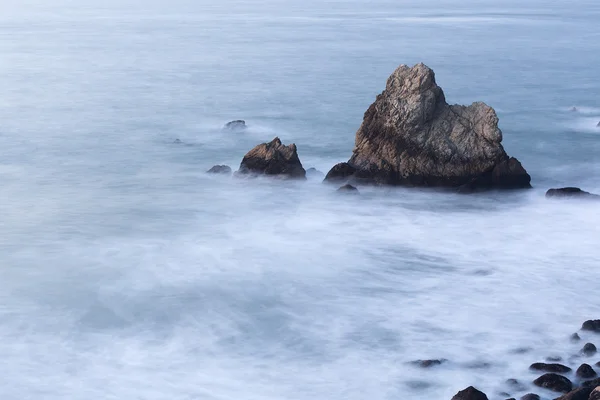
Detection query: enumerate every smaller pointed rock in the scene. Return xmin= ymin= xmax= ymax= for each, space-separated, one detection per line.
xmin=237 ymin=137 xmax=306 ymax=179
xmin=572 ymin=333 xmax=582 ymax=342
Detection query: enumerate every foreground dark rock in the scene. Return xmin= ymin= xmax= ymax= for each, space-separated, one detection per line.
xmin=207 ymin=165 xmax=232 ymax=174
xmin=530 ymin=362 xmax=571 ymax=373
xmin=451 ymin=386 xmax=488 ymax=400
xmin=582 ymin=343 xmax=598 ymax=357
xmin=576 ymin=363 xmax=597 ymax=378
xmin=533 ymin=373 xmax=572 ymax=393
xmin=324 ymin=63 xmax=531 ymax=190
xmin=582 ymin=320 xmax=600 ymax=332
xmin=337 ymin=184 xmax=359 ymax=194
xmin=582 ymin=377 xmax=600 ymax=387
xmin=546 ymin=188 xmax=600 ymax=199
xmin=223 ymin=120 xmax=247 ymax=130
xmin=555 ymin=387 xmax=596 ymax=400
xmin=591 ymin=387 xmax=600 ymax=400
xmin=237 ymin=137 xmax=306 ymax=179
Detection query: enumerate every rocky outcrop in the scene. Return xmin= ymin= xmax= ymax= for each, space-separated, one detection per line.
xmin=410 ymin=359 xmax=447 ymax=368
xmin=533 ymin=373 xmax=573 ymax=393
xmin=546 ymin=188 xmax=600 ymax=199
xmin=237 ymin=137 xmax=306 ymax=179
xmin=451 ymin=386 xmax=488 ymax=400
xmin=324 ymin=63 xmax=531 ymax=190
xmin=590 ymin=387 xmax=600 ymax=400
xmin=207 ymin=165 xmax=232 ymax=174
xmin=224 ymin=120 xmax=247 ymax=130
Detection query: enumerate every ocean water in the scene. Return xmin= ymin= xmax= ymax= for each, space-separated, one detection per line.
xmin=1 ymin=0 xmax=600 ymax=399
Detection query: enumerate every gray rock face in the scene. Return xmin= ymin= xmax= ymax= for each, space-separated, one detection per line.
xmin=237 ymin=137 xmax=306 ymax=179
xmin=325 ymin=63 xmax=531 ymax=190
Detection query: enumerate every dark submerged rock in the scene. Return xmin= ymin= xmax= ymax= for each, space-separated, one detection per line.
xmin=546 ymin=188 xmax=600 ymax=199
xmin=325 ymin=63 xmax=531 ymax=190
xmin=533 ymin=373 xmax=573 ymax=393
xmin=547 ymin=356 xmax=563 ymax=362
xmin=582 ymin=343 xmax=598 ymax=357
xmin=529 ymin=363 xmax=572 ymax=373
xmin=173 ymin=138 xmax=182 ymax=144
xmin=576 ymin=363 xmax=597 ymax=379
xmin=554 ymin=387 xmax=596 ymax=400
xmin=337 ymin=184 xmax=359 ymax=194
xmin=237 ymin=137 xmax=306 ymax=179
xmin=597 ymin=121 xmax=600 ymax=128
xmin=506 ymin=378 xmax=527 ymax=392
xmin=323 ymin=162 xmax=357 ymax=183
xmin=451 ymin=386 xmax=489 ymax=400
xmin=224 ymin=120 xmax=247 ymax=130
xmin=582 ymin=320 xmax=600 ymax=333
xmin=410 ymin=359 xmax=447 ymax=368
xmin=590 ymin=387 xmax=600 ymax=400
xmin=520 ymin=394 xmax=540 ymax=400
xmin=306 ymin=167 xmax=324 ymax=179
xmin=207 ymin=165 xmax=232 ymax=174
xmin=572 ymin=333 xmax=582 ymax=342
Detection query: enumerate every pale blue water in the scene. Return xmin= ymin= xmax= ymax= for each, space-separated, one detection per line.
xmin=1 ymin=1 xmax=599 ymax=399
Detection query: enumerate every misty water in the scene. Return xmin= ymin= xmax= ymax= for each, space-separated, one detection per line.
xmin=1 ymin=0 xmax=600 ymax=399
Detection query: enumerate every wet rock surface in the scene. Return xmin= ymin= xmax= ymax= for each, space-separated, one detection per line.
xmin=555 ymin=387 xmax=596 ymax=400
xmin=519 ymin=394 xmax=539 ymax=400
xmin=576 ymin=363 xmax=597 ymax=379
xmin=530 ymin=362 xmax=572 ymax=373
xmin=324 ymin=63 xmax=531 ymax=190
xmin=532 ymin=373 xmax=573 ymax=393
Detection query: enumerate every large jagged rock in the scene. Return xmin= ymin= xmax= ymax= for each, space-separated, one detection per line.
xmin=324 ymin=63 xmax=531 ymax=190
xmin=237 ymin=137 xmax=306 ymax=179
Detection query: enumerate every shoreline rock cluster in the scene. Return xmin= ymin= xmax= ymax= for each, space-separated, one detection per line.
xmin=207 ymin=63 xmax=598 ymax=198
xmin=448 ymin=319 xmax=600 ymax=400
